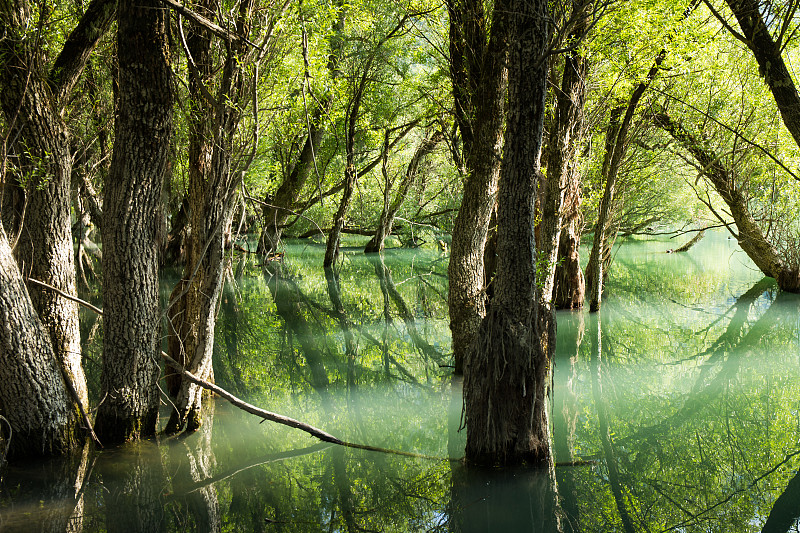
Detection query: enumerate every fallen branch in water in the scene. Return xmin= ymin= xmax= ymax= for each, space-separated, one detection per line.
xmin=30 ymin=279 xmax=597 ymax=467
xmin=160 ymin=352 xmax=444 ymax=460
xmin=29 ymin=278 xmax=445 ymax=460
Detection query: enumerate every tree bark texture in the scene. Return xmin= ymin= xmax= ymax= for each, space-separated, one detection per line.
xmin=0 ymin=224 xmax=81 ymax=459
xmin=539 ymin=0 xmax=590 ymax=306
xmin=364 ymin=130 xmax=443 ymax=253
xmin=547 ymin=2 xmax=591 ymax=310
xmin=653 ymin=112 xmax=800 ymax=290
xmin=166 ymin=0 xmax=253 ymax=434
xmin=463 ymin=0 xmax=552 ymax=466
xmin=96 ymin=0 xmax=173 ymax=443
xmin=446 ymin=0 xmax=509 ymax=374
xmin=0 ymin=0 xmax=116 ymax=411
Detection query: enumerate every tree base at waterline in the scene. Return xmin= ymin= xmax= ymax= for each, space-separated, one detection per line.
xmin=463 ymin=307 xmax=552 ymax=467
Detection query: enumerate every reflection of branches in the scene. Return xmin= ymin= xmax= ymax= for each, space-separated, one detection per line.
xmin=612 ymin=278 xmax=775 ymax=448
xmin=590 ymin=315 xmax=639 ymax=533
xmin=168 ymin=443 xmax=331 ymax=498
xmin=663 ymin=449 xmax=800 ymax=532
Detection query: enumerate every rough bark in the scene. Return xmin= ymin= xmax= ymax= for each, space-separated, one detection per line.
xmin=463 ymin=0 xmax=552 ymax=465
xmin=364 ymin=130 xmax=444 ymax=253
xmin=546 ymin=1 xmax=591 ymax=310
xmin=0 ymin=224 xmax=82 ymax=459
xmin=446 ymin=0 xmax=510 ymax=374
xmin=166 ymin=0 xmax=261 ymax=433
xmin=95 ymin=0 xmax=173 ymax=443
xmin=654 ymin=112 xmax=800 ymax=290
xmin=540 ymin=0 xmax=590 ymax=305
xmin=0 ymin=0 xmax=114 ymax=411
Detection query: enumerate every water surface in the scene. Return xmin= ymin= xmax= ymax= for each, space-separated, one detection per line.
xmin=2 ymin=232 xmax=799 ymax=532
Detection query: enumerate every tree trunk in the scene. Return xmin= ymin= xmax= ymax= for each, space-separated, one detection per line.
xmin=546 ymin=1 xmax=590 ymax=310
xmin=166 ymin=0 xmax=259 ymax=433
xmin=95 ymin=0 xmax=173 ymax=443
xmin=259 ymin=7 xmax=345 ymax=255
xmin=259 ymin=106 xmax=329 ymax=254
xmin=0 ymin=224 xmax=82 ymax=459
xmin=723 ymin=0 xmax=800 ymax=150
xmin=365 ymin=130 xmax=444 ymax=253
xmin=463 ymin=0 xmax=551 ymax=465
xmin=0 ymin=0 xmax=117 ymax=412
xmin=653 ymin=112 xmax=800 ymax=290
xmin=323 ymin=163 xmax=358 ymax=268
xmin=540 ymin=0 xmax=590 ymax=305
xmin=446 ymin=0 xmax=510 ymax=374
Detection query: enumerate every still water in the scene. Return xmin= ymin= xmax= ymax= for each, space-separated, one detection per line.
xmin=2 ymin=232 xmax=799 ymax=532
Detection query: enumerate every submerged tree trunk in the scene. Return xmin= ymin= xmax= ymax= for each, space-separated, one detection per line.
xmin=446 ymin=0 xmax=509 ymax=374
xmin=96 ymin=0 xmax=173 ymax=443
xmin=463 ymin=0 xmax=552 ymax=465
xmin=258 ymin=6 xmax=344 ymax=255
xmin=167 ymin=0 xmax=267 ymax=433
xmin=547 ymin=2 xmax=591 ymax=310
xmin=0 ymin=224 xmax=82 ymax=459
xmin=259 ymin=107 xmax=329 ymax=254
xmin=654 ymin=112 xmax=800 ymax=291
xmin=672 ymin=229 xmax=705 ymax=252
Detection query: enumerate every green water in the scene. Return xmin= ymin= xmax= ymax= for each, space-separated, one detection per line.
xmin=2 ymin=232 xmax=800 ymax=532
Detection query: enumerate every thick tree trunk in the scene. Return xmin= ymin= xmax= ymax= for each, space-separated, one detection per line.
xmin=0 ymin=0 xmax=115 ymax=411
xmin=95 ymin=0 xmax=173 ymax=443
xmin=553 ymin=212 xmax=585 ymax=310
xmin=365 ymin=131 xmax=444 ymax=253
xmin=463 ymin=0 xmax=552 ymax=466
xmin=653 ymin=112 xmax=800 ymax=290
xmin=446 ymin=0 xmax=509 ymax=374
xmin=0 ymin=224 xmax=82 ymax=459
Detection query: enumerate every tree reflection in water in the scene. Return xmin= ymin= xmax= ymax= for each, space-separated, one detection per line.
xmin=4 ymin=238 xmax=800 ymax=531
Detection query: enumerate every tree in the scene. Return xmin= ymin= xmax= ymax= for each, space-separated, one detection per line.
xmin=543 ymin=0 xmax=592 ymax=310
xmin=462 ymin=0 xmax=552 ymax=465
xmin=0 ymin=0 xmax=116 ymax=414
xmin=364 ymin=129 xmax=444 ymax=253
xmin=0 ymin=223 xmax=82 ymax=458
xmin=95 ymin=0 xmax=173 ymax=443
xmin=257 ymin=0 xmax=344 ymax=255
xmin=165 ymin=0 xmax=285 ymax=433
xmin=323 ymin=13 xmax=416 ymax=268
xmin=446 ymin=0 xmax=510 ymax=374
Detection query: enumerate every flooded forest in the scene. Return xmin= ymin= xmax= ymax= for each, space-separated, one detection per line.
xmin=3 ymin=0 xmax=800 ymax=531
